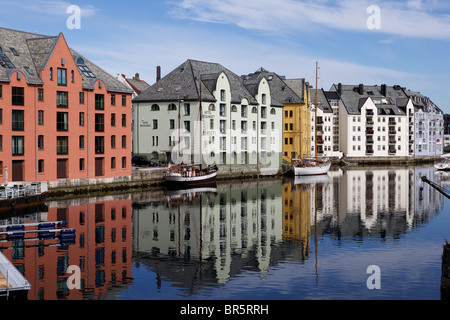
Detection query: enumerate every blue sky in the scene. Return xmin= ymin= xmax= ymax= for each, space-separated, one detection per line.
xmin=1 ymin=0 xmax=450 ymax=112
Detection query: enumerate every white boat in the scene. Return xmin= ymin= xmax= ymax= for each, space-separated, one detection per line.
xmin=435 ymin=160 xmax=450 ymax=171
xmin=292 ymin=158 xmax=331 ymax=176
xmin=164 ymin=164 xmax=218 ymax=187
xmin=294 ymin=172 xmax=331 ymax=185
xmin=291 ymin=62 xmax=331 ymax=177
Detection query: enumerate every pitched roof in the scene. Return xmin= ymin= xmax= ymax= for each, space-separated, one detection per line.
xmin=330 ymin=83 xmax=409 ymax=116
xmin=121 ymin=73 xmax=151 ymax=95
xmin=0 ymin=27 xmax=132 ymax=94
xmin=242 ymin=69 xmax=302 ymax=107
xmin=311 ymin=88 xmax=333 ymax=113
xmin=134 ymin=59 xmax=258 ymax=105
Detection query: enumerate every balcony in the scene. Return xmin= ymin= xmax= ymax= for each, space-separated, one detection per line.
xmin=366 ymin=148 xmax=374 ymax=155
xmin=366 ymin=138 xmax=374 ymax=144
xmin=388 ymin=120 xmax=396 ymax=126
xmin=366 ymin=120 xmax=374 ymax=125
xmin=366 ymin=110 xmax=374 ymax=116
xmin=389 ymin=139 xmax=396 ymax=145
xmin=389 ymin=130 xmax=396 ymax=135
xmin=388 ymin=148 xmax=396 ymax=155
xmin=366 ymin=129 xmax=374 ymax=135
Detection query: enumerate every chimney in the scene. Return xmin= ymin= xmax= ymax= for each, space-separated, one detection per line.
xmin=359 ymin=83 xmax=364 ymax=95
xmin=338 ymin=83 xmax=342 ymax=95
xmin=381 ymin=84 xmax=387 ymax=96
xmin=134 ymin=73 xmax=140 ymax=80
xmin=156 ymin=66 xmax=161 ymax=82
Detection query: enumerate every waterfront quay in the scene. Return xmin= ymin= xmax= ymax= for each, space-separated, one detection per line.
xmin=0 ymin=164 xmax=449 ymax=300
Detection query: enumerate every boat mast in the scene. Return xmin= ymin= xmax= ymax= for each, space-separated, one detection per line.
xmin=315 ymin=61 xmax=318 ymax=160
xmin=199 ymin=76 xmax=203 ymax=169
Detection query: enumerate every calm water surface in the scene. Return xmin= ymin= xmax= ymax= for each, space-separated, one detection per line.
xmin=1 ymin=165 xmax=449 ymax=300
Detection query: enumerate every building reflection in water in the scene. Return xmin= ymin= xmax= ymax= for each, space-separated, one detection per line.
xmin=0 ymin=195 xmax=133 ymax=300
xmin=0 ymin=166 xmax=444 ymax=299
xmin=132 ymin=166 xmax=444 ymax=295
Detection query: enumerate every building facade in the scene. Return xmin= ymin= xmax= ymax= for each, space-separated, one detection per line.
xmin=0 ymin=28 xmax=133 ymax=187
xmin=329 ymin=83 xmax=443 ymax=159
xmin=133 ymin=60 xmax=283 ymax=174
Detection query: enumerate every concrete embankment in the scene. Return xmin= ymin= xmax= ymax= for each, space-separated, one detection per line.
xmin=47 ymin=165 xmax=285 ymax=199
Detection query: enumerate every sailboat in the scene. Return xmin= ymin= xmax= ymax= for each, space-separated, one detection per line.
xmin=292 ymin=62 xmax=331 ymax=176
xmin=164 ymin=77 xmax=218 ymax=188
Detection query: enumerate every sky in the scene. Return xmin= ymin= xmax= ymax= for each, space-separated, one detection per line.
xmin=1 ymin=0 xmax=450 ymax=113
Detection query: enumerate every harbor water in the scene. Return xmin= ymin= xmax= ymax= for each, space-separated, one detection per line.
xmin=0 ymin=165 xmax=449 ymax=300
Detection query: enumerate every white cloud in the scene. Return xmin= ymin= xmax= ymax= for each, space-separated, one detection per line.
xmin=170 ymin=0 xmax=450 ymax=40
xmin=0 ymin=0 xmax=98 ymax=18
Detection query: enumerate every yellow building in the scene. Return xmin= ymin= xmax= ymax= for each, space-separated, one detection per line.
xmin=282 ymin=79 xmax=311 ymax=162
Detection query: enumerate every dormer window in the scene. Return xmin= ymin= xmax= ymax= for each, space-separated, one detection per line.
xmin=76 ymin=57 xmax=95 ymax=78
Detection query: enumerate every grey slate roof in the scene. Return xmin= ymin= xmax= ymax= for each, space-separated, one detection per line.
xmin=311 ymin=88 xmax=333 ymax=113
xmin=242 ymin=68 xmax=301 ymax=107
xmin=330 ymin=83 xmax=409 ymax=116
xmin=134 ymin=59 xmax=258 ymax=105
xmin=401 ymin=88 xmax=442 ymax=113
xmin=0 ymin=27 xmax=131 ymax=94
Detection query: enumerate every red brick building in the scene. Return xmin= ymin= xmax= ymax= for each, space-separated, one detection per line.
xmin=0 ymin=28 xmax=133 ymax=187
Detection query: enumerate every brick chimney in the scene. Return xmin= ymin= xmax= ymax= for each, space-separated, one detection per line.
xmin=134 ymin=73 xmax=140 ymax=80
xmin=156 ymin=66 xmax=161 ymax=82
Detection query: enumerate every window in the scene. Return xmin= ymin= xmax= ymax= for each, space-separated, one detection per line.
xmin=12 ymin=110 xmax=24 ymax=131
xmin=151 ymin=104 xmax=160 ymax=111
xmin=122 ymin=135 xmax=127 ymax=148
xmin=122 ymin=114 xmax=126 ymax=127
xmin=57 ymin=91 xmax=68 ymax=108
xmin=153 ymin=119 xmax=158 ymax=129
xmin=95 ymin=137 xmax=104 ymax=154
xmin=122 ymin=95 xmax=126 ymax=106
xmin=111 ymin=157 xmax=116 ymax=169
xmin=12 ymin=87 xmax=24 ymax=106
xmin=56 ymin=137 xmax=68 ymax=155
xmin=95 ymin=94 xmax=104 ymax=110
xmin=220 ymin=120 xmax=226 ymax=134
xmin=38 ymin=160 xmax=44 ymax=173
xmin=184 ymin=103 xmax=190 ymax=116
xmin=111 ymin=94 xmax=116 ymax=106
xmin=79 ymin=158 xmax=85 ymax=171
xmin=168 ymin=103 xmax=177 ymax=111
xmin=184 ymin=121 xmax=190 ymax=132
xmin=57 ymin=112 xmax=69 ymax=131
xmin=38 ymin=88 xmax=44 ymax=101
xmin=71 ymin=70 xmax=74 ymax=83
xmin=10 ymin=47 xmax=19 ymax=56
xmin=79 ymin=112 xmax=85 ymax=126
xmin=122 ymin=157 xmax=127 ymax=169
xmin=95 ymin=114 xmax=104 ymax=132
xmin=241 ymin=105 xmax=247 ymax=117
xmin=0 ymin=84 xmax=2 ymax=98
xmin=169 ymin=119 xmax=175 ymax=129
xmin=12 ymin=136 xmax=24 ymax=156
xmin=0 ymin=108 xmax=3 ymax=124
xmin=79 ymin=92 xmax=85 ymax=104
xmin=220 ymin=104 xmax=226 ymax=116
xmin=38 ymin=135 xmax=44 ymax=150
xmin=0 ymin=135 xmax=2 ymax=150
xmin=111 ymin=113 xmax=116 ymax=127
xmin=57 ymin=68 xmax=67 ymax=86
xmin=50 ymin=67 xmax=53 ymax=80
xmin=79 ymin=135 xmax=85 ymax=149
xmin=111 ymin=135 xmax=116 ymax=149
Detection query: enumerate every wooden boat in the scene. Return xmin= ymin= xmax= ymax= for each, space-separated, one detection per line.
xmin=164 ymin=164 xmax=218 ymax=188
xmin=292 ymin=62 xmax=331 ymax=177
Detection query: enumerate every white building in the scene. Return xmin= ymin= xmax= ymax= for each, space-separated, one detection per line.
xmin=132 ymin=60 xmax=283 ymax=174
xmin=329 ymin=83 xmax=443 ymax=159
xmin=310 ymin=88 xmax=343 ymax=159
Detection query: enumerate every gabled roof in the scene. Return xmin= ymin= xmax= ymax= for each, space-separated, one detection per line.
xmin=134 ymin=59 xmax=258 ymax=105
xmin=120 ymin=73 xmax=151 ymax=95
xmin=242 ymin=69 xmax=301 ymax=107
xmin=0 ymin=27 xmax=132 ymax=94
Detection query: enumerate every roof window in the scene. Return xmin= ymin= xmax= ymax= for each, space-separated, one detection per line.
xmin=10 ymin=47 xmax=19 ymax=56
xmin=76 ymin=57 xmax=95 ymax=78
xmin=24 ymin=66 xmax=34 ymax=75
xmin=0 ymin=53 xmax=14 ymax=68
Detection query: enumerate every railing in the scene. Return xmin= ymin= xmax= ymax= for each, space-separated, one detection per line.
xmin=0 ymin=183 xmax=44 ymax=201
